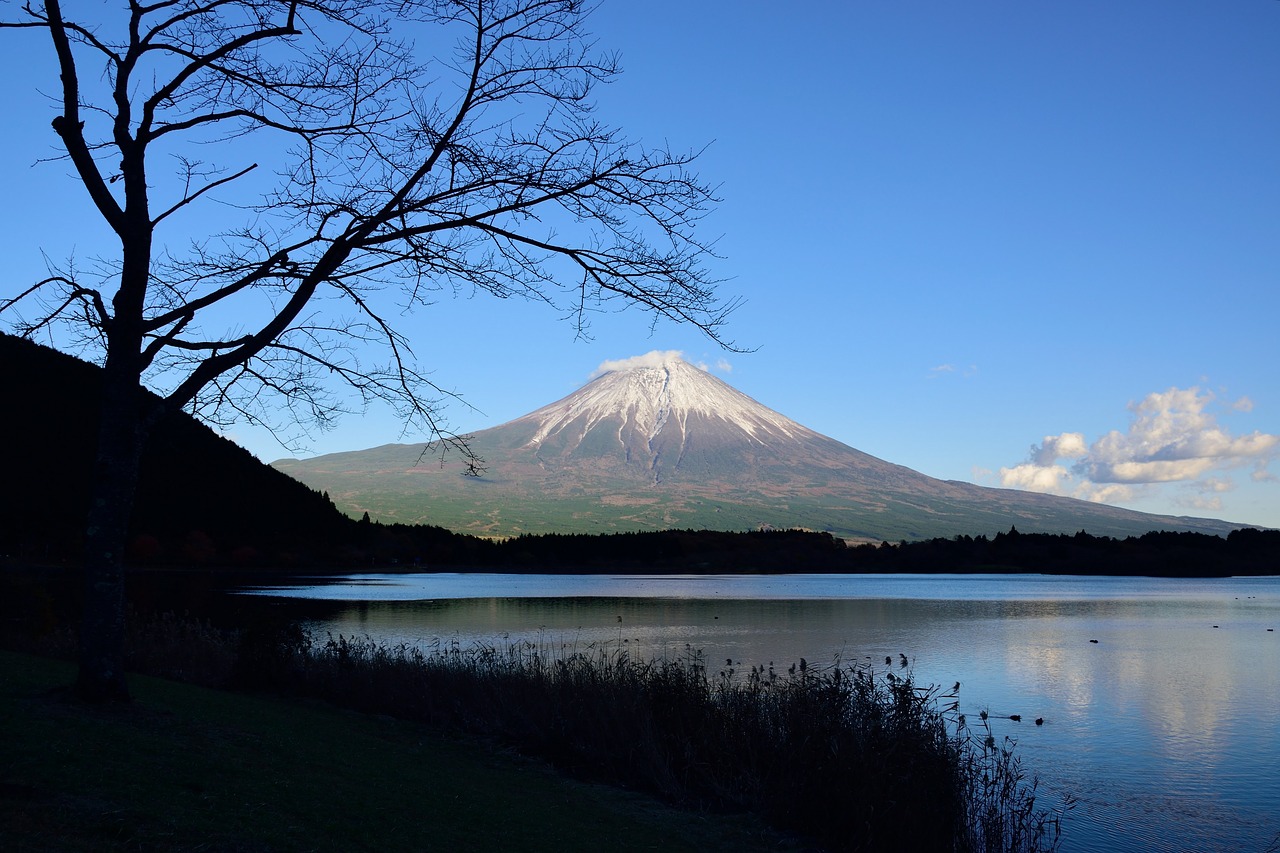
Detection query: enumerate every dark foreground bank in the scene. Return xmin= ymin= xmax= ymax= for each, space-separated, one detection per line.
xmin=0 ymin=650 xmax=798 ymax=852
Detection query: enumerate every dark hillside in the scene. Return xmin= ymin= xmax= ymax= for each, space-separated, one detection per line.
xmin=0 ymin=334 xmax=354 ymax=566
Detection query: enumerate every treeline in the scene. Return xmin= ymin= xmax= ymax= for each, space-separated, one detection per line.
xmin=842 ymin=526 xmax=1280 ymax=577
xmin=346 ymin=524 xmax=849 ymax=572
xmin=319 ymin=522 xmax=1280 ymax=578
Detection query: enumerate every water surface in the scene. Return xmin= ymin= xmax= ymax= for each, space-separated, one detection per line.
xmin=244 ymin=573 xmax=1280 ymax=853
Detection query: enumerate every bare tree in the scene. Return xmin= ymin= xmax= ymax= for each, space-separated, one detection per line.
xmin=1 ymin=0 xmax=733 ymax=701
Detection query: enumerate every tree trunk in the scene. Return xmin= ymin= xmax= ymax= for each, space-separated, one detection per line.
xmin=76 ymin=362 xmax=147 ymax=702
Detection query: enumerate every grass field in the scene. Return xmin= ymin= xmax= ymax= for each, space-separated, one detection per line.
xmin=0 ymin=650 xmax=796 ymax=852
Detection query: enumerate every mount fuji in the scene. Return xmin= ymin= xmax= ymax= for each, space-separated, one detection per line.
xmin=273 ymin=353 xmax=1242 ymax=540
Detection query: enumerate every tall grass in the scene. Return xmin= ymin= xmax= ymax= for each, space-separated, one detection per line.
xmin=261 ymin=631 xmax=1064 ymax=853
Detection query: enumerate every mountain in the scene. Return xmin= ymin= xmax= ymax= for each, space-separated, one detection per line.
xmin=273 ymin=353 xmax=1244 ymax=540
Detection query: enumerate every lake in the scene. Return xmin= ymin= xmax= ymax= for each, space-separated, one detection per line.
xmin=242 ymin=573 xmax=1280 ymax=853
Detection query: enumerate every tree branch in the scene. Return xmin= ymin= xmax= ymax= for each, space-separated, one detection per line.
xmin=43 ymin=0 xmax=127 ymax=235
xmin=152 ymin=162 xmax=258 ymax=226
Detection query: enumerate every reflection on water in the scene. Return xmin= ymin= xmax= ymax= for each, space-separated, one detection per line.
xmin=242 ymin=573 xmax=1280 ymax=853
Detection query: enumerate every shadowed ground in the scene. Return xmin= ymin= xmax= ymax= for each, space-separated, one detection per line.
xmin=0 ymin=651 xmax=798 ymax=852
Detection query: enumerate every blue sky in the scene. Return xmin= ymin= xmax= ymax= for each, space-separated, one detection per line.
xmin=2 ymin=1 xmax=1277 ymax=529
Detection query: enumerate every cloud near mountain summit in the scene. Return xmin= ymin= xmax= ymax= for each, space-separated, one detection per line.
xmin=590 ymin=350 xmax=731 ymax=379
xmin=1000 ymin=387 xmax=1279 ymax=510
xmin=590 ymin=350 xmax=687 ymax=378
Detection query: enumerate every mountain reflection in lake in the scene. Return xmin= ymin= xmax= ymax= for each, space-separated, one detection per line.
xmin=241 ymin=573 xmax=1280 ymax=853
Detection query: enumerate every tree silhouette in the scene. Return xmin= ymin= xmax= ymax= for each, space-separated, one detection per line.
xmin=1 ymin=0 xmax=734 ymax=700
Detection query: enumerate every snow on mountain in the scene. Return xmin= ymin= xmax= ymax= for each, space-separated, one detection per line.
xmin=490 ymin=352 xmax=894 ymax=488
xmin=518 ymin=354 xmax=808 ymax=451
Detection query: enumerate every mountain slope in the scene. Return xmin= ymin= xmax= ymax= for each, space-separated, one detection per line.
xmin=273 ymin=354 xmax=1244 ymax=540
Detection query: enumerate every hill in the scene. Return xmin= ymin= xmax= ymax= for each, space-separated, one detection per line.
xmin=0 ymin=333 xmax=354 ymax=566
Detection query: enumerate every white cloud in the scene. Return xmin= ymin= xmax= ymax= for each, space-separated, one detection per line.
xmin=591 ymin=350 xmax=685 ymax=378
xmin=1078 ymin=387 xmax=1278 ymax=484
xmin=1073 ymin=482 xmax=1138 ymax=504
xmin=1092 ymin=457 xmax=1219 ymax=484
xmin=928 ymin=364 xmax=955 ymax=379
xmin=1193 ymin=477 xmax=1235 ymax=494
xmin=591 ymin=350 xmax=731 ymax=378
xmin=998 ymin=386 xmax=1279 ymax=513
xmin=1031 ymin=432 xmax=1088 ymax=466
xmin=927 ymin=363 xmax=978 ymax=379
xmin=1176 ymin=495 xmax=1224 ymax=512
xmin=1172 ymin=478 xmax=1234 ymax=513
xmin=998 ymin=462 xmax=1073 ymax=493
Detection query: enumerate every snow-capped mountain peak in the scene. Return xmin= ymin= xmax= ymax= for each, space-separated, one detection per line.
xmin=519 ymin=353 xmax=809 ymax=453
